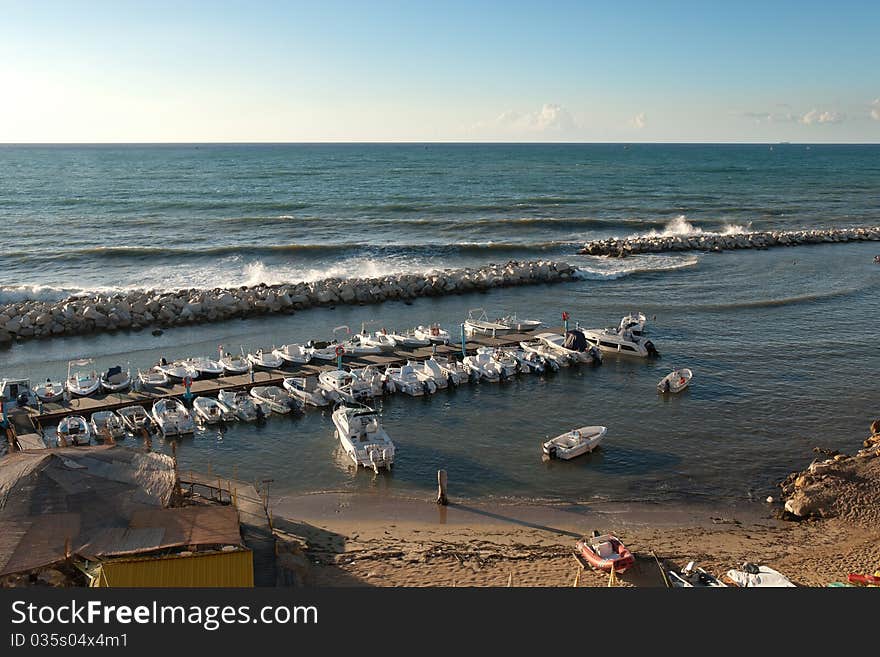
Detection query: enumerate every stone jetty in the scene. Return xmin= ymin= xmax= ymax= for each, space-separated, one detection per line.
xmin=579 ymin=226 xmax=880 ymax=257
xmin=0 ymin=260 xmax=576 ymax=346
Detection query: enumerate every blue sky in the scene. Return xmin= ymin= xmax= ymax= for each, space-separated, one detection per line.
xmin=1 ymin=0 xmax=878 ymax=142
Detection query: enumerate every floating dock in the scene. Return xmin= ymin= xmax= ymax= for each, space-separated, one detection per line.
xmin=23 ymin=329 xmax=564 ymax=427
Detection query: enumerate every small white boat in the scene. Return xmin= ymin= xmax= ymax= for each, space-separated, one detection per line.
xmin=34 ymin=379 xmax=65 ymax=403
xmin=250 ymin=385 xmax=297 ymax=414
xmin=619 ymin=312 xmax=647 ymax=337
xmin=90 ymin=411 xmax=125 ymax=440
xmin=496 ymin=313 xmax=542 ymax=333
xmin=217 ymin=389 xmax=260 ymax=421
xmin=386 ymin=364 xmax=436 ymax=395
xmin=65 ymin=359 xmax=101 ymax=397
xmin=57 ymin=415 xmax=91 ymax=446
xmin=219 ymin=353 xmax=250 ymax=375
xmin=431 ymin=356 xmax=469 ymax=386
xmin=414 ymin=324 xmax=450 ymax=344
xmin=657 ymin=368 xmax=693 ymax=394
xmin=386 ymin=330 xmax=431 ymax=348
xmin=151 ymin=398 xmax=195 ymax=436
xmin=137 ymin=367 xmax=169 ymax=388
xmin=407 ymin=358 xmax=449 ymax=389
xmin=0 ymin=378 xmax=36 ymax=410
xmin=357 ymin=331 xmax=398 ymax=352
xmin=535 ymin=331 xmax=601 ymax=365
xmin=332 ymin=404 xmax=395 ymax=472
xmin=118 ymin=405 xmax=150 ymax=432
xmin=542 ymin=426 xmax=606 ymax=460
xmin=463 ymin=308 xmax=511 ymax=337
xmin=725 ymin=564 xmax=795 ymax=587
xmin=463 ymin=351 xmax=501 ymax=382
xmin=317 ymin=370 xmax=373 ymax=403
xmin=668 ymin=561 xmax=726 ymax=588
xmin=506 ymin=348 xmax=546 ymax=374
xmin=247 ymin=349 xmax=283 ymax=370
xmin=272 ymin=343 xmax=314 ymax=364
xmin=582 ymin=327 xmax=659 ymax=358
xmin=156 ymin=360 xmax=199 ymax=381
xmin=520 ymin=338 xmax=568 ymax=368
xmin=187 ymin=357 xmax=224 ymax=378
xmin=193 ymin=396 xmax=234 ymax=424
xmin=477 ymin=347 xmax=519 ymax=378
xmin=350 ymin=365 xmax=394 ymax=397
xmin=311 ymin=342 xmax=343 ymax=361
xmin=283 ymin=376 xmax=333 ymax=407
xmin=339 ymin=336 xmax=382 ymax=355
xmin=100 ymin=365 xmax=131 ymax=393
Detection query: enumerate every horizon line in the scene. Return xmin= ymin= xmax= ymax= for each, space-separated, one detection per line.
xmin=1 ymin=140 xmax=879 ymax=146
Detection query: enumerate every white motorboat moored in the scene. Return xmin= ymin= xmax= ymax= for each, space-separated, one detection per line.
xmin=406 ymin=358 xmax=449 ymax=389
xmin=151 ymin=399 xmax=195 ymax=436
xmin=217 ymin=389 xmax=260 ymax=421
xmin=283 ymin=376 xmax=333 ymax=407
xmin=247 ymin=349 xmax=283 ymax=370
xmin=619 ymin=312 xmax=647 ymax=337
xmin=57 ymin=415 xmax=91 ymax=446
xmin=65 ymin=359 xmax=101 ymax=397
xmin=582 ymin=327 xmax=659 ymax=358
xmin=431 ymin=356 xmax=469 ymax=386
xmin=476 ymin=347 xmax=519 ymax=378
xmin=535 ymin=331 xmax=601 ymax=365
xmin=34 ymin=379 xmax=65 ymax=403
xmin=463 ymin=351 xmax=501 ymax=382
xmin=357 ymin=331 xmax=398 ymax=352
xmin=385 ymin=330 xmax=431 ymax=348
xmin=90 ymin=411 xmax=125 ymax=440
xmin=542 ymin=426 xmax=607 ymax=460
xmin=156 ymin=359 xmax=199 ymax=381
xmin=520 ymin=338 xmax=567 ymax=369
xmin=100 ymin=365 xmax=131 ymax=392
xmin=332 ymin=404 xmax=395 ymax=472
xmin=118 ymin=405 xmax=150 ymax=432
xmin=506 ymin=348 xmax=546 ymax=374
xmin=272 ymin=343 xmax=314 ymax=364
xmin=0 ymin=378 xmax=35 ymax=410
xmin=137 ymin=367 xmax=169 ymax=388
xmin=350 ymin=365 xmax=394 ymax=397
xmin=496 ymin=313 xmax=542 ymax=333
xmin=413 ymin=324 xmax=450 ymax=344
xmin=187 ymin=357 xmax=224 ymax=378
xmin=219 ymin=352 xmax=250 ymax=374
xmin=386 ymin=364 xmax=436 ymax=395
xmin=463 ymin=308 xmax=511 ymax=337
xmin=193 ymin=396 xmax=234 ymax=424
xmin=658 ymin=368 xmax=693 ymax=394
xmin=250 ymin=386 xmax=298 ymax=414
xmin=317 ymin=370 xmax=372 ymax=403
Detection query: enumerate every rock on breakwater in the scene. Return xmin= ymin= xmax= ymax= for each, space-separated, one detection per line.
xmin=0 ymin=260 xmax=576 ymax=346
xmin=579 ymin=226 xmax=880 ymax=257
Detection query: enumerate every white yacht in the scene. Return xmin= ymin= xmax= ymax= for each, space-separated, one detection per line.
xmin=151 ymin=398 xmax=195 ymax=436
xmin=332 ymin=404 xmax=395 ymax=473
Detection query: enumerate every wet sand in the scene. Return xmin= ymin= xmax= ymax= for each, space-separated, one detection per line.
xmin=273 ymin=493 xmax=880 ymax=587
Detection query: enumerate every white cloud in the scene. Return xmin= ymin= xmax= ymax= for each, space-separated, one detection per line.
xmin=871 ymin=99 xmax=880 ymax=121
xmin=799 ymin=109 xmax=843 ymax=125
xmin=631 ymin=112 xmax=646 ymax=129
xmin=474 ymin=103 xmax=576 ymax=137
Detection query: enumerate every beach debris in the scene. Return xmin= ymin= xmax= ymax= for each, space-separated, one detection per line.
xmin=766 ymin=496 xmax=775 ymax=504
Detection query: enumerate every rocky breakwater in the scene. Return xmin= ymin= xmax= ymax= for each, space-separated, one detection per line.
xmin=579 ymin=226 xmax=880 ymax=257
xmin=0 ymin=260 xmax=576 ymax=346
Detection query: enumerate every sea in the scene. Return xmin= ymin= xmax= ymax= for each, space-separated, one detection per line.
xmin=1 ymin=143 xmax=878 ymax=509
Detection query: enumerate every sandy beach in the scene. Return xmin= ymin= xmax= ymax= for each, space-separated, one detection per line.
xmin=272 ymin=491 xmax=880 ymax=587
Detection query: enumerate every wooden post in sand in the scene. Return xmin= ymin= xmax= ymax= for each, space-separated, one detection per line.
xmin=436 ymin=469 xmax=448 ymax=506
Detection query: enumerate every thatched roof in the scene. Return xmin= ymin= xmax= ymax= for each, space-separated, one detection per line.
xmin=0 ymin=445 xmax=234 ymax=575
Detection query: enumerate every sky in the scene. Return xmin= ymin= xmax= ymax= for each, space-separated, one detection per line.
xmin=1 ymin=0 xmax=878 ymax=143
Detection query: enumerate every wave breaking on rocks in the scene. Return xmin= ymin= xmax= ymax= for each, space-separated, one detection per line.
xmin=0 ymin=260 xmax=576 ymax=346
xmin=580 ymin=226 xmax=880 ymax=257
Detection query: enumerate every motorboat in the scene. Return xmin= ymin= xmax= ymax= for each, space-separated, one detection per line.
xmin=576 ymin=533 xmax=635 ymax=573
xmin=0 ymin=378 xmax=35 ymax=410
xmin=431 ymin=356 xmax=469 ymax=386
xmin=90 ymin=411 xmax=125 ymax=441
xmin=619 ymin=312 xmax=647 ymax=337
xmin=217 ymin=389 xmax=260 ymax=421
xmin=118 ymin=405 xmax=151 ymax=432
xmin=385 ymin=330 xmax=431 ymax=348
xmin=414 ymin=324 xmax=450 ymax=344
xmin=250 ymin=385 xmax=299 ymax=414
xmin=219 ymin=352 xmax=250 ymax=375
xmin=542 ymin=426 xmax=606 ymax=460
xmin=137 ymin=367 xmax=169 ymax=388
xmin=357 ymin=331 xmax=398 ymax=352
xmin=272 ymin=343 xmax=314 ymax=364
xmin=156 ymin=359 xmax=199 ymax=381
xmin=193 ymin=396 xmax=234 ymax=424
xmin=187 ymin=357 xmax=224 ymax=378
xmin=495 ymin=313 xmax=542 ymax=333
xmin=657 ymin=368 xmax=692 ymax=394
xmin=33 ymin=379 xmax=65 ymax=403
xmin=65 ymin=359 xmax=101 ymax=397
xmin=311 ymin=342 xmax=343 ymax=361
xmin=318 ymin=370 xmax=374 ymax=403
xmin=476 ymin=347 xmax=519 ymax=378
xmin=407 ymin=358 xmax=449 ymax=389
xmin=283 ymin=376 xmax=333 ymax=407
xmin=247 ymin=349 xmax=283 ymax=370
xmin=100 ymin=365 xmax=131 ymax=393
xmin=463 ymin=351 xmax=501 ymax=382
xmin=151 ymin=398 xmax=195 ymax=436
xmin=386 ymin=364 xmax=436 ymax=396
xmin=350 ymin=365 xmax=394 ymax=397
xmin=519 ymin=338 xmax=568 ymax=369
xmin=582 ymin=327 xmax=659 ymax=358
xmin=668 ymin=561 xmax=726 ymax=588
xmin=506 ymin=348 xmax=546 ymax=374
xmin=535 ymin=331 xmax=601 ymax=365
xmin=463 ymin=308 xmax=511 ymax=337
xmin=332 ymin=404 xmax=395 ymax=473
xmin=56 ymin=415 xmax=91 ymax=446
xmin=338 ymin=335 xmax=382 ymax=355
xmin=724 ymin=563 xmax=795 ymax=587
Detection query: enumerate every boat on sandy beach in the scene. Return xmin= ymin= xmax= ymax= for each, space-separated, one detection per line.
xmin=118 ymin=405 xmax=150 ymax=432
xmin=272 ymin=343 xmax=314 ymax=364
xmin=151 ymin=398 xmax=195 ymax=436
xmin=137 ymin=366 xmax=169 ymax=388
xmin=414 ymin=324 xmax=450 ymax=344
xmin=65 ymin=359 xmax=101 ymax=397
xmin=217 ymin=389 xmax=260 ymax=421
xmin=542 ymin=425 xmax=606 ymax=460
xmin=576 ymin=533 xmax=635 ymax=573
xmin=386 ymin=364 xmax=435 ymax=395
xmin=247 ymin=349 xmax=283 ymax=370
xmin=100 ymin=365 xmax=131 ymax=392
xmin=724 ymin=563 xmax=795 ymax=587
xmin=57 ymin=415 xmax=91 ymax=446
xmin=193 ymin=396 xmax=234 ymax=424
xmin=657 ymin=368 xmax=692 ymax=393
xmin=33 ymin=379 xmax=65 ymax=403
xmin=332 ymin=403 xmax=395 ymax=472
xmin=668 ymin=561 xmax=726 ymax=587
xmin=250 ymin=385 xmax=298 ymax=414
xmin=283 ymin=376 xmax=333 ymax=407
xmin=90 ymin=410 xmax=125 ymax=440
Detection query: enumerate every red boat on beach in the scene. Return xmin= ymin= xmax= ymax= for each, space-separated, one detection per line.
xmin=576 ymin=533 xmax=635 ymax=573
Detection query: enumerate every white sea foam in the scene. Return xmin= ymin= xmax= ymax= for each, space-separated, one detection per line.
xmin=635 ymin=215 xmax=752 ymax=238
xmin=573 ymin=253 xmax=700 ymax=280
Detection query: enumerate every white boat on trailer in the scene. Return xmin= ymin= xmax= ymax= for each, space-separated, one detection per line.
xmin=542 ymin=426 xmax=607 ymax=460
xmin=90 ymin=411 xmax=125 ymax=440
xmin=151 ymin=399 xmax=195 ymax=436
xmin=57 ymin=415 xmax=91 ymax=446
xmin=283 ymin=376 xmax=333 ymax=407
xmin=332 ymin=403 xmax=395 ymax=473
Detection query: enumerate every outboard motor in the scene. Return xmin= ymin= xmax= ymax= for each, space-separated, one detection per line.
xmin=447 ymin=372 xmax=455 ymax=388
xmin=422 ymin=380 xmax=431 ymax=395
xmin=589 ymin=346 xmax=602 ymax=364
xmin=547 ymin=445 xmax=557 ymax=459
xmin=644 ymin=340 xmax=660 ymax=358
xmin=255 ymin=404 xmax=266 ymax=424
